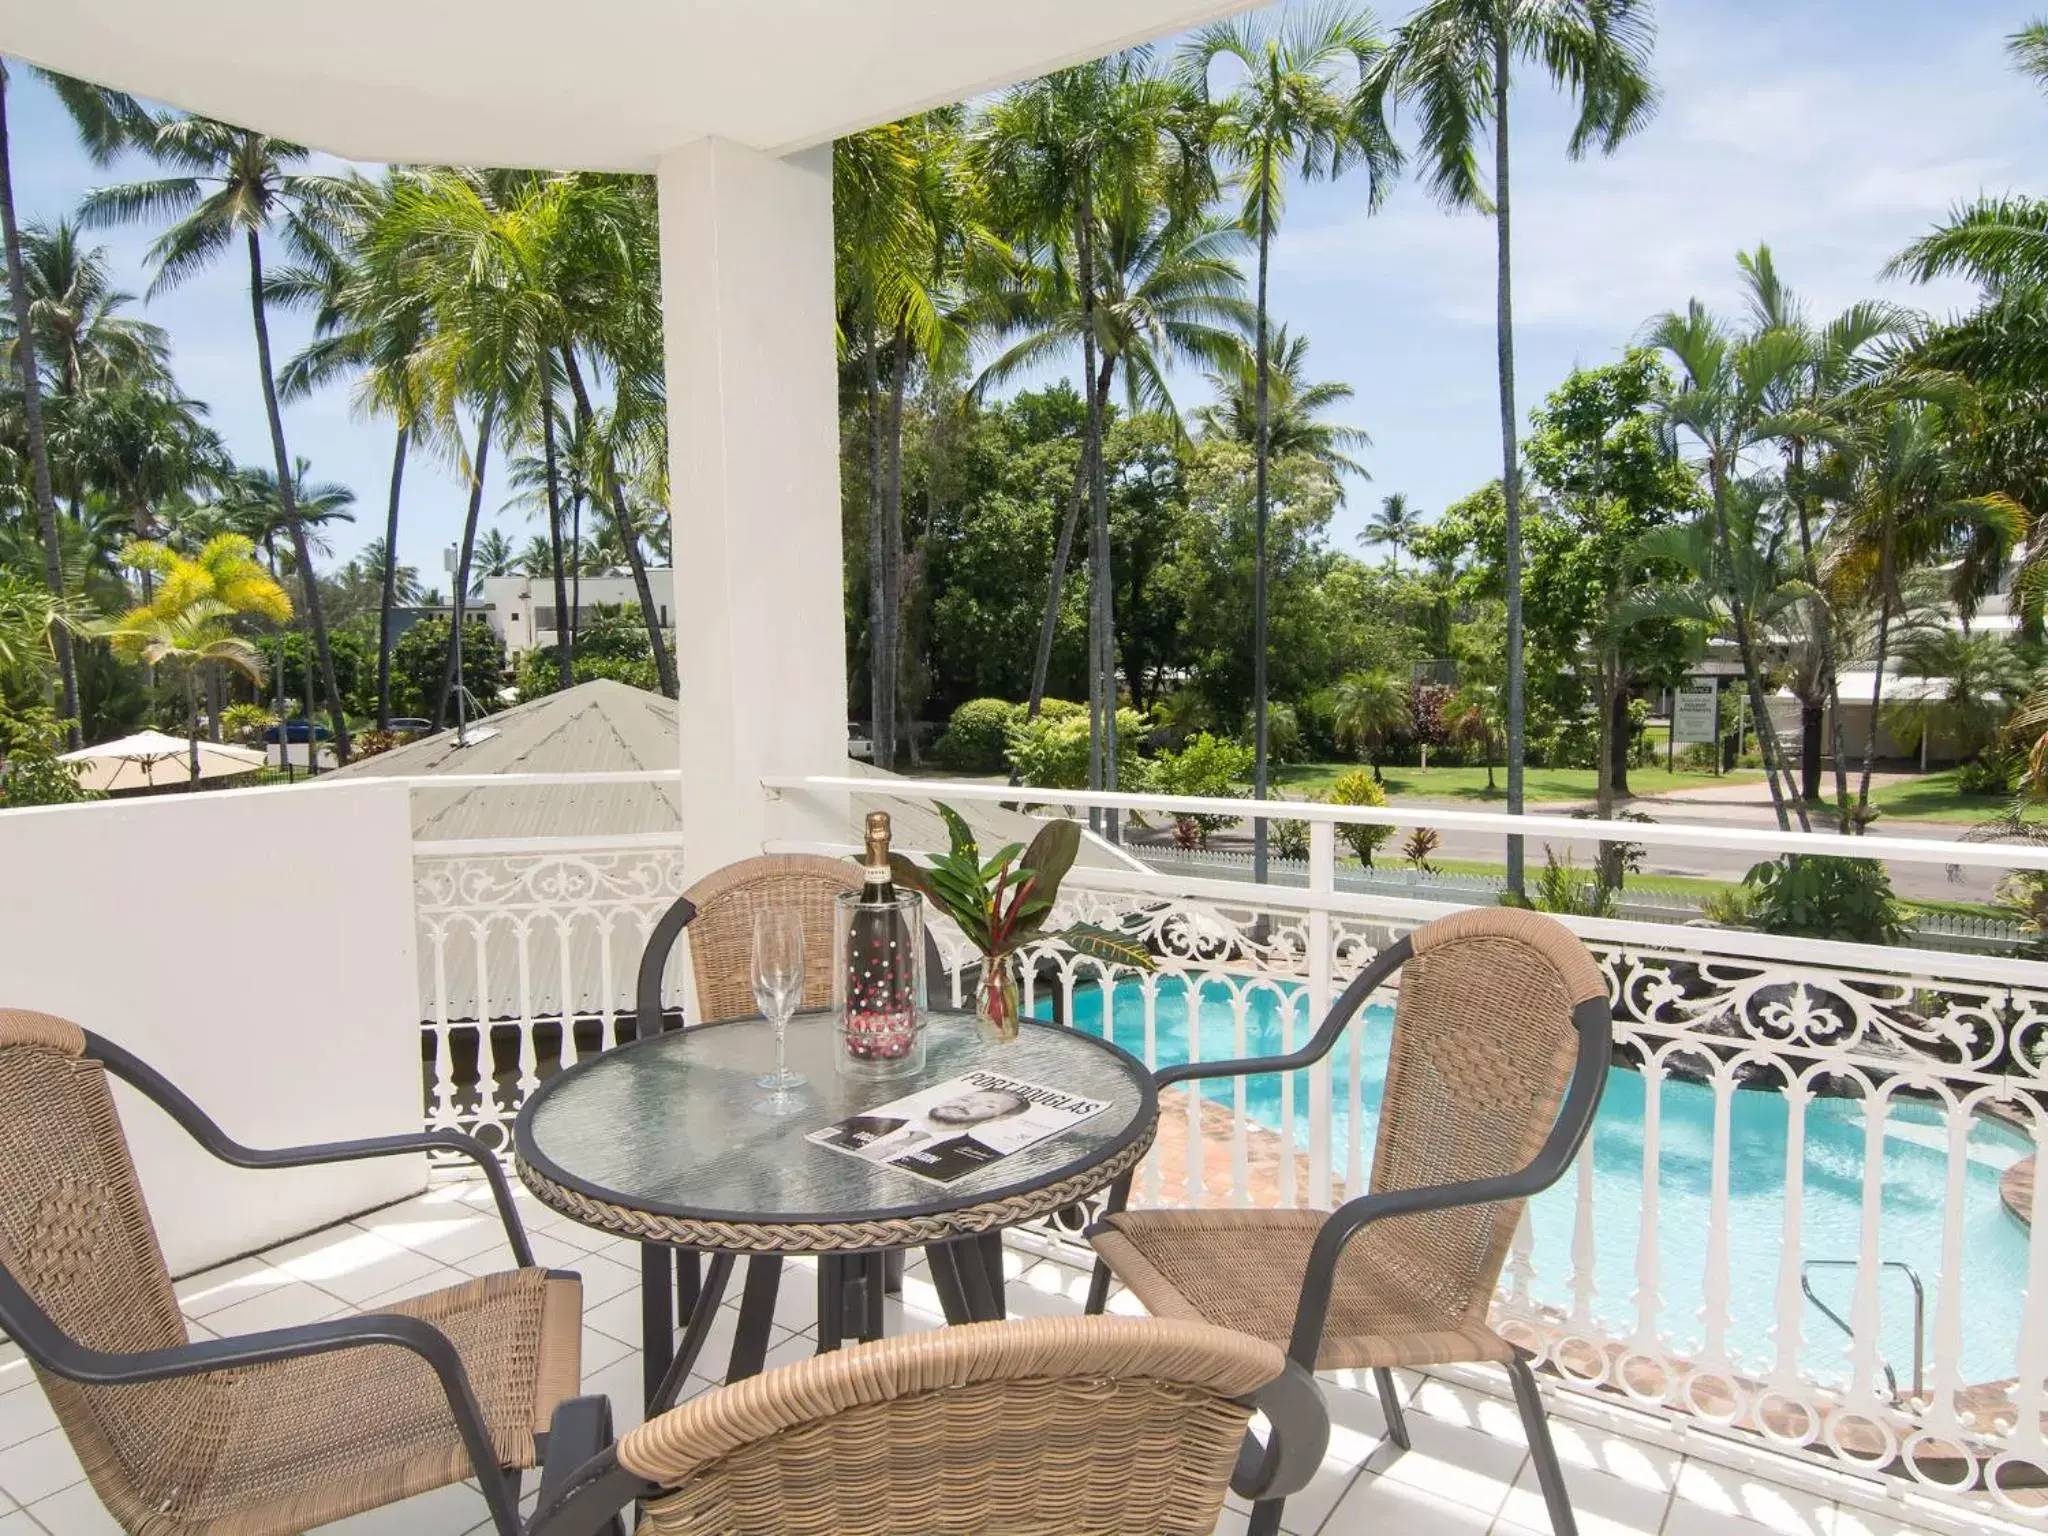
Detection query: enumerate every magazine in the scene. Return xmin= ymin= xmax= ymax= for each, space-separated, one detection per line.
xmin=808 ymin=1070 xmax=1110 ymax=1185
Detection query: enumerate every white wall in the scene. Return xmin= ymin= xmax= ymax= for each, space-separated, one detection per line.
xmin=0 ymin=780 xmax=424 ymax=1274
xmin=658 ymin=139 xmax=851 ymax=875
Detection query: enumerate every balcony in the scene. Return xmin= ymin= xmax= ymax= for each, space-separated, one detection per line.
xmin=3 ymin=771 xmax=2040 ymax=1534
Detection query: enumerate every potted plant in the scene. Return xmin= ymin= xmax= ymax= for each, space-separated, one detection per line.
xmin=887 ymin=804 xmax=1155 ymax=1040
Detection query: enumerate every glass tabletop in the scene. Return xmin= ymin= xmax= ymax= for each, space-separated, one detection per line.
xmin=515 ymin=1011 xmax=1156 ymax=1226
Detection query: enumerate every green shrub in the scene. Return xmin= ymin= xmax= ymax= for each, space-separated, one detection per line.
xmin=1264 ymin=701 xmax=1303 ymax=764
xmin=1957 ymin=753 xmax=2013 ymax=795
xmin=1271 ymin=811 xmax=1311 ymax=861
xmin=1326 ymin=769 xmax=1393 ymax=867
xmin=1678 ymin=741 xmax=1718 ymax=773
xmin=933 ymin=698 xmax=1017 ymax=771
xmin=1741 ymin=854 xmax=1903 ymax=944
xmin=1005 ymin=707 xmax=1148 ymax=791
xmin=0 ymin=707 xmax=95 ymax=808
xmin=1697 ymin=883 xmax=1755 ymax=928
xmin=1151 ymin=732 xmax=1253 ymax=848
xmin=1528 ymin=847 xmax=1615 ymax=918
xmin=1997 ymin=870 xmax=2048 ymax=958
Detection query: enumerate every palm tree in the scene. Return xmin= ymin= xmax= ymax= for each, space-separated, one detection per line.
xmin=471 ymin=527 xmax=516 ymax=591
xmin=1374 ymin=0 xmax=1658 ymax=891
xmin=102 ymin=533 xmax=291 ymax=786
xmin=1739 ymin=245 xmax=1914 ymax=821
xmin=1888 ymin=627 xmax=2032 ymax=765
xmin=1444 ymin=680 xmax=1504 ymax=790
xmin=1181 ymin=5 xmax=1397 ymax=878
xmin=1194 ymin=325 xmax=1370 ymax=474
xmin=977 ymin=53 xmax=1207 ymax=818
xmin=274 ymin=168 xmax=438 ymax=732
xmin=1817 ymin=399 xmax=2024 ymax=812
xmin=0 ymin=568 xmax=84 ymax=688
xmin=1646 ymin=300 xmax=1810 ymax=830
xmin=1361 ymin=491 xmax=1420 ymax=569
xmin=0 ymin=221 xmax=169 ymax=398
xmin=975 ymin=199 xmax=1254 ymax=722
xmin=81 ymin=114 xmax=355 ymax=761
xmin=0 ymin=65 xmax=149 ymax=746
xmin=1332 ymin=668 xmax=1410 ymax=781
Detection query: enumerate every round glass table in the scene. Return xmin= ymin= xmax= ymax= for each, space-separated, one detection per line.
xmin=514 ymin=1010 xmax=1157 ymax=1411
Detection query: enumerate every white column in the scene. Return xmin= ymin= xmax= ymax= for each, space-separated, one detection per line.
xmin=658 ymin=137 xmax=849 ymax=878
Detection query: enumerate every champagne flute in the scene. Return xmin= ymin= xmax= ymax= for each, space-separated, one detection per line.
xmin=751 ymin=908 xmax=808 ymax=1115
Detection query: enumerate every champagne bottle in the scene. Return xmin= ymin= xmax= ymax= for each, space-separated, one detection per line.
xmin=844 ymin=811 xmax=916 ymax=1060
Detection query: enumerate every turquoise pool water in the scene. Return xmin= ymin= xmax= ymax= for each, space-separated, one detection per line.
xmin=1043 ymin=975 xmax=2033 ymax=1388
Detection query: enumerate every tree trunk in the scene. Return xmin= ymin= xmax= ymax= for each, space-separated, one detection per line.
xmin=864 ymin=329 xmax=886 ymax=752
xmin=569 ymin=491 xmax=583 ymax=656
xmin=543 ymin=386 xmax=574 ymax=694
xmin=435 ymin=407 xmax=495 ymax=729
xmin=1493 ymin=35 xmax=1527 ymax=893
xmin=1251 ymin=146 xmax=1274 ymax=883
xmin=1800 ymin=701 xmax=1824 ymax=802
xmin=1789 ymin=441 xmax=1853 ymax=831
xmin=560 ymin=347 xmax=676 ymax=698
xmin=375 ymin=425 xmax=407 ymax=730
xmin=1027 ymin=352 xmax=1116 ymax=724
xmin=185 ymin=669 xmax=200 ymax=792
xmin=881 ymin=324 xmax=909 ymax=771
xmin=1706 ymin=458 xmax=1803 ymax=831
xmin=1076 ymin=178 xmax=1117 ymax=834
xmin=1858 ymin=523 xmax=1897 ymax=819
xmin=0 ymin=70 xmax=80 ymax=746
xmin=246 ymin=227 xmax=350 ymax=763
xmin=1595 ymin=654 xmax=1621 ymax=891
xmin=204 ymin=664 xmax=221 ymax=743
xmin=1609 ymin=680 xmax=1632 ymax=797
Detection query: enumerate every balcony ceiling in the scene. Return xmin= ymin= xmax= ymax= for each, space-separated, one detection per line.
xmin=0 ymin=0 xmax=1258 ymax=171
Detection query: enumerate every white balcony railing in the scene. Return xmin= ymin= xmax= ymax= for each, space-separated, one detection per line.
xmin=407 ymin=770 xmax=2048 ymax=1529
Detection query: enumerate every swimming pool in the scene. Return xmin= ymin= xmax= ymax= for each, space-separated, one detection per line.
xmin=1042 ymin=974 xmax=2033 ymax=1389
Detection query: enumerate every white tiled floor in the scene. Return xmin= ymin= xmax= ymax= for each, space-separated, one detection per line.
xmin=0 ymin=1183 xmax=1977 ymax=1535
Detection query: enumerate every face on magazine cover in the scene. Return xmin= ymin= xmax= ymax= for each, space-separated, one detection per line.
xmin=924 ymin=1089 xmax=1030 ymax=1129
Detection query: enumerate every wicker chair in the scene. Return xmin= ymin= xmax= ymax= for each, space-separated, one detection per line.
xmin=0 ymin=1008 xmax=586 ymax=1536
xmin=529 ymin=1316 xmax=1329 ymax=1536
xmin=1083 ymin=907 xmax=1613 ymax=1536
xmin=631 ymin=854 xmax=950 ymax=1408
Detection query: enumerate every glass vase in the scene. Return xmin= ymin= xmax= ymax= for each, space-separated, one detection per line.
xmin=975 ymin=953 xmax=1022 ymax=1042
xmin=833 ymin=889 xmax=926 ymax=1079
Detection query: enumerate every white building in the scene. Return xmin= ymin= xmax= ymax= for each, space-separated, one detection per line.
xmin=478 ymin=571 xmax=674 ymax=653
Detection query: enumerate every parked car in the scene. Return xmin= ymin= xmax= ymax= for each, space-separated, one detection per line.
xmin=261 ymin=719 xmax=332 ymax=744
xmin=387 ymin=718 xmax=433 ymax=737
xmin=848 ymin=724 xmax=874 ymax=761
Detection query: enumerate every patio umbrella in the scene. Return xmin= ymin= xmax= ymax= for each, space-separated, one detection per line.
xmin=58 ymin=731 xmax=268 ymax=793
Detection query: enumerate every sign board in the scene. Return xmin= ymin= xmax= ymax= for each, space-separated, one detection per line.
xmin=1672 ymin=680 xmax=1719 ymax=744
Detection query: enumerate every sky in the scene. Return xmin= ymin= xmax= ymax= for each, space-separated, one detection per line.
xmin=9 ymin=0 xmax=2046 ymax=582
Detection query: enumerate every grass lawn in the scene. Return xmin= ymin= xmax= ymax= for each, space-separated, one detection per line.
xmin=1272 ymin=760 xmax=1753 ymax=804
xmin=1864 ymin=768 xmax=2044 ymax=826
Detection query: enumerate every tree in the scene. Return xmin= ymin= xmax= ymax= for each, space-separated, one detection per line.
xmin=1888 ymin=627 xmax=2031 ymax=764
xmin=1361 ymin=491 xmax=1420 ymax=569
xmin=101 ymin=534 xmax=290 ymax=785
xmin=1331 ymin=669 xmax=1409 ymax=780
xmin=974 ymin=198 xmax=1253 ymax=723
xmin=1195 ymin=326 xmax=1370 ymax=475
xmin=1522 ymin=351 xmax=1697 ymax=869
xmin=0 ymin=65 xmax=150 ymax=745
xmin=81 ymin=114 xmax=354 ymax=761
xmin=1180 ymin=4 xmax=1398 ymax=878
xmin=472 ymin=527 xmax=516 ymax=588
xmin=977 ymin=53 xmax=1207 ymax=821
xmin=1646 ymin=300 xmax=1810 ymax=829
xmin=0 ymin=220 xmax=169 ymax=398
xmin=1374 ymin=0 xmax=1659 ymax=891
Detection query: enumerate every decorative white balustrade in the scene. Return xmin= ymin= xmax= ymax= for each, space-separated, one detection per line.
xmin=406 ymin=772 xmax=2048 ymax=1526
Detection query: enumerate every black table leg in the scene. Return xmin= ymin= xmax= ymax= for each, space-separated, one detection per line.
xmin=925 ymin=1240 xmax=973 ymax=1325
xmin=647 ymin=1253 xmax=734 ymax=1415
xmin=640 ymin=1243 xmax=673 ymax=1412
xmin=883 ymin=1249 xmax=904 ymax=1297
xmin=975 ymin=1231 xmax=1008 ymax=1319
xmin=861 ymin=1252 xmax=887 ymax=1341
xmin=676 ymin=1251 xmax=702 ymax=1326
xmin=726 ymin=1255 xmax=783 ymax=1381
xmin=817 ymin=1255 xmax=847 ymax=1353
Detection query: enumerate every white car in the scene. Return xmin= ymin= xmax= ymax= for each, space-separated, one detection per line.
xmin=847 ymin=726 xmax=874 ymax=762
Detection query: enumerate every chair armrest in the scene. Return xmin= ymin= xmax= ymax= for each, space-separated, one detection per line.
xmin=85 ymin=1030 xmax=533 ymax=1268
xmin=1284 ymin=995 xmax=1611 ymax=1366
xmin=530 ymin=1398 xmax=655 ymax=1536
xmin=1231 ymin=1358 xmax=1330 ymax=1503
xmin=0 ymin=1262 xmax=522 ymax=1532
xmin=1154 ymin=936 xmax=1412 ymax=1092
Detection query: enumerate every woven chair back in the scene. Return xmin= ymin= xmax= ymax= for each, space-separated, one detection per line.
xmin=679 ymin=855 xmax=866 ymax=1024
xmin=0 ymin=1010 xmax=223 ymax=1512
xmin=1359 ymin=908 xmax=1605 ymax=1329
xmin=619 ymin=1315 xmax=1283 ymax=1535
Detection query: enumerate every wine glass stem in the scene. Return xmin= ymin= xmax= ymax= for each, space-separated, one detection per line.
xmin=774 ymin=1013 xmax=789 ymax=1087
